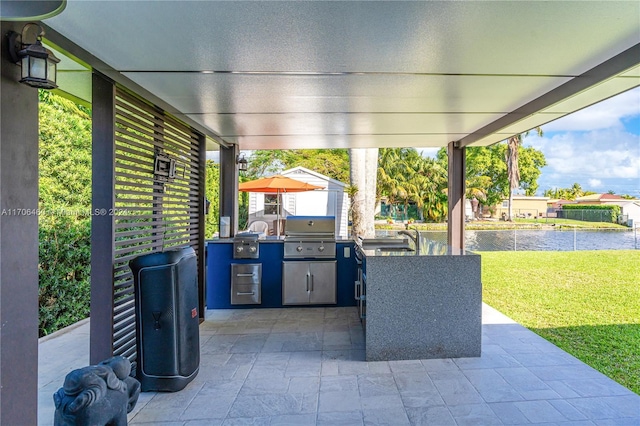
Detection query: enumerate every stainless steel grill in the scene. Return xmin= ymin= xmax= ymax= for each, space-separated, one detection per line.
xmin=283 ymin=216 xmax=336 ymax=259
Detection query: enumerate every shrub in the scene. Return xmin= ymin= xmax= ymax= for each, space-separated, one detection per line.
xmin=38 ymin=214 xmax=91 ymax=336
xmin=561 ymin=205 xmax=620 ymax=223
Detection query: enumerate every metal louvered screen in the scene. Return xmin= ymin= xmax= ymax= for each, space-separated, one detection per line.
xmin=112 ymin=88 xmax=202 ymax=361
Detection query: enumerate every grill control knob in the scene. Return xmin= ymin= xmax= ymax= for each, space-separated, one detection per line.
xmin=236 ymin=246 xmax=243 ymax=253
xmin=318 ymin=246 xmax=325 ymax=252
xmin=249 ymin=246 xmax=257 ymax=253
xmin=296 ymin=246 xmax=303 ymax=252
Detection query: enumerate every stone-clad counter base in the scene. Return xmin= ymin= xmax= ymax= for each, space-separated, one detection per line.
xmin=365 ymin=253 xmax=481 ymax=361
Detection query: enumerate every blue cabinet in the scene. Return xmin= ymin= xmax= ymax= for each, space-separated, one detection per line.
xmin=206 ymin=241 xmax=357 ymax=309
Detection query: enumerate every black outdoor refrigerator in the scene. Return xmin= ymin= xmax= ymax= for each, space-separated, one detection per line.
xmin=130 ymin=247 xmax=200 ymax=392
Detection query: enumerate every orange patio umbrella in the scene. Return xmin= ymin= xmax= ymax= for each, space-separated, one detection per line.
xmin=239 ymin=175 xmax=323 ymax=235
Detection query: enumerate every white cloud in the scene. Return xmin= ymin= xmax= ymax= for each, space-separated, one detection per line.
xmin=529 ymin=128 xmax=639 ymax=180
xmin=543 ymin=87 xmax=640 ymax=132
xmin=588 ymin=178 xmax=603 ymax=188
xmin=528 ymin=125 xmax=640 ymax=195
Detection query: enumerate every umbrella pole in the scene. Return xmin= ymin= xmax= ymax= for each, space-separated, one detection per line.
xmin=277 ymin=189 xmax=281 ymax=237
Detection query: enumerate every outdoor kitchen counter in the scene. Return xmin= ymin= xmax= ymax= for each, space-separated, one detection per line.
xmin=358 ymin=240 xmax=482 ymax=361
xmin=205 ymin=239 xmax=357 ymax=309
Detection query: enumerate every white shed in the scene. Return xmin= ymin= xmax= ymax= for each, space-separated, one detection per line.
xmin=246 ymin=167 xmax=350 ymax=237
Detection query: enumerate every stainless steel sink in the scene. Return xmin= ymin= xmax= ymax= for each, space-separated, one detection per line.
xmin=377 ymin=246 xmax=415 ymax=252
xmin=360 ymin=238 xmax=414 ymax=251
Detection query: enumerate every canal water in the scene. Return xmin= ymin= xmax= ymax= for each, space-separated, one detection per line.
xmin=379 ymin=228 xmax=639 ymax=251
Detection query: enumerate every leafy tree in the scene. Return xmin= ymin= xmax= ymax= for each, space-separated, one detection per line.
xmin=440 ymin=145 xmax=507 ymax=208
xmin=245 ymin=150 xmax=290 ymax=177
xmin=437 ymin=141 xmax=546 ymax=214
xmin=246 ymin=149 xmax=349 ymax=182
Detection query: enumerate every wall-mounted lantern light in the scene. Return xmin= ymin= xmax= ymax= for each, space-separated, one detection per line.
xmin=7 ymin=23 xmax=60 ymax=89
xmin=237 ymin=153 xmax=248 ymax=172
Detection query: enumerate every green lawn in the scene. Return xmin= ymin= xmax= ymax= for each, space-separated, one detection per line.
xmin=481 ymin=250 xmax=640 ymax=394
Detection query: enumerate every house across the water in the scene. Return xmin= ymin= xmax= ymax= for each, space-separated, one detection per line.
xmin=489 ymin=196 xmax=550 ymax=219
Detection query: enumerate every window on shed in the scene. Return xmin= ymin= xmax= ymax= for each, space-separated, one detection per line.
xmin=264 ymin=194 xmax=281 ymax=215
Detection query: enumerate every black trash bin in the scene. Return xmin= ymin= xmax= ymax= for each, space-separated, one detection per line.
xmin=129 ymin=246 xmax=200 ymax=392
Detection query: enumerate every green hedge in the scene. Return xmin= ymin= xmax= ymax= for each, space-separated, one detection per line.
xmin=38 ymin=215 xmax=91 ymax=336
xmin=561 ymin=205 xmax=620 ymax=223
xmin=38 ymin=91 xmax=93 ymax=337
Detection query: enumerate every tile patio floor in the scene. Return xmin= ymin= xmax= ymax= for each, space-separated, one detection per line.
xmin=38 ymin=304 xmax=639 ymax=425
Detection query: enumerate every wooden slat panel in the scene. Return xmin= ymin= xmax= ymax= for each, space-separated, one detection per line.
xmin=114 ymin=241 xmax=165 ymax=257
xmin=111 ymin=85 xmax=202 ymax=363
xmin=114 ymin=277 xmax=134 ymax=290
xmin=113 ymin=316 xmax=135 ymax=335
xmin=114 ymin=217 xmax=198 ymax=230
xmin=113 ymin=299 xmax=135 ymax=319
xmin=115 ymin=145 xmax=155 ymax=163
xmin=113 ymin=341 xmax=137 ymax=359
xmin=114 ymin=286 xmax=134 ymax=300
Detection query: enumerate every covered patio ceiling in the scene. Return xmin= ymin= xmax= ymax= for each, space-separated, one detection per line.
xmin=43 ymin=1 xmax=640 ymax=152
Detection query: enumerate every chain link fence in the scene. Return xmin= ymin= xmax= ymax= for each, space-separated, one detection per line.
xmin=413 ymin=227 xmax=639 ymax=251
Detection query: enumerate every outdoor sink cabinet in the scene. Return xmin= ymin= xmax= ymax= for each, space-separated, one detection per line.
xmin=357 ymin=239 xmax=482 ymax=361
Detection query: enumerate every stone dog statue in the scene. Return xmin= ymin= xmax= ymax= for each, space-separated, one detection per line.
xmin=53 ymin=356 xmax=141 ymax=426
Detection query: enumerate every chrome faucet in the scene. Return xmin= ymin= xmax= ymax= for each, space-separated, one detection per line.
xmin=398 ymin=229 xmax=420 ymax=253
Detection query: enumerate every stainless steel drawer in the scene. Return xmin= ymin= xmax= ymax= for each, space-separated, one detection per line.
xmin=231 ymin=264 xmax=260 ymax=284
xmin=231 ymin=264 xmax=261 ymax=305
xmin=231 ymin=283 xmax=261 ymax=305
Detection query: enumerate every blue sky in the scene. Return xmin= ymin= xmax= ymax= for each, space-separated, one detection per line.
xmin=419 ymin=87 xmax=640 ymax=197
xmin=524 ymin=86 xmax=640 ymax=197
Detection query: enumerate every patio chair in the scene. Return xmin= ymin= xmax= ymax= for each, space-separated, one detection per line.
xmin=247 ymin=220 xmax=269 ymax=236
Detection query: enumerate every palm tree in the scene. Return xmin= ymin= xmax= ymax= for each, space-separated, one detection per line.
xmin=349 ymin=148 xmax=378 ymax=238
xmin=412 ymin=156 xmax=447 ymax=222
xmin=569 ymin=183 xmax=584 ymax=200
xmin=378 ymin=148 xmax=415 ymax=220
xmin=505 ymin=127 xmax=543 ymax=221
xmin=377 ymin=149 xmax=404 ymax=219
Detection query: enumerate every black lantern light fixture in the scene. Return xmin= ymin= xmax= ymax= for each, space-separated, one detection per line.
xmin=236 ymin=153 xmax=248 ymax=172
xmin=7 ymin=23 xmax=60 ymax=89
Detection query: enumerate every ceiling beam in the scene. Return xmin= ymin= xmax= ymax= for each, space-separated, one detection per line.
xmin=456 ymin=43 xmax=640 ymax=148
